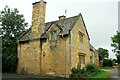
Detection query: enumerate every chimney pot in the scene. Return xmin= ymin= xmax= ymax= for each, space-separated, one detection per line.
xmin=58 ymin=15 xmax=66 ymax=20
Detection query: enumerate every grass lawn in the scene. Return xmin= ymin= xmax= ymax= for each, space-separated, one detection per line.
xmin=100 ymin=67 xmax=113 ymax=69
xmin=90 ymin=70 xmax=110 ymax=78
xmin=117 ymin=66 xmax=120 ymax=69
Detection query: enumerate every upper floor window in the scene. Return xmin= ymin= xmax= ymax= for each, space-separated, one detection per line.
xmin=50 ymin=31 xmax=57 ymax=40
xmin=79 ymin=31 xmax=84 ymax=43
xmin=54 ymin=31 xmax=57 ymax=40
xmin=51 ymin=32 xmax=53 ymax=40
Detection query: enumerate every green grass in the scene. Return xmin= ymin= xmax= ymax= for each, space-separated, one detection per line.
xmin=100 ymin=67 xmax=113 ymax=69
xmin=90 ymin=70 xmax=110 ymax=78
xmin=117 ymin=67 xmax=120 ymax=70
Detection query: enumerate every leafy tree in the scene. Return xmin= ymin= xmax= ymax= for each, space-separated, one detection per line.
xmin=116 ymin=54 xmax=120 ymax=65
xmin=111 ymin=31 xmax=120 ymax=53
xmin=111 ymin=31 xmax=120 ymax=65
xmin=0 ymin=6 xmax=28 ymax=72
xmin=97 ymin=48 xmax=109 ymax=61
xmin=103 ymin=59 xmax=113 ymax=67
xmin=113 ymin=58 xmax=117 ymax=63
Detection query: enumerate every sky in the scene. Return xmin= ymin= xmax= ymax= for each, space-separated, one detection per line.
xmin=0 ymin=0 xmax=118 ymax=59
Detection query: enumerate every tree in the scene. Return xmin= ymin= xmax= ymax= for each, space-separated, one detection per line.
xmin=97 ymin=48 xmax=109 ymax=61
xmin=111 ymin=31 xmax=120 ymax=53
xmin=0 ymin=6 xmax=28 ymax=72
xmin=111 ymin=31 xmax=120 ymax=65
xmin=116 ymin=54 xmax=120 ymax=64
xmin=113 ymin=58 xmax=117 ymax=64
xmin=103 ymin=59 xmax=113 ymax=67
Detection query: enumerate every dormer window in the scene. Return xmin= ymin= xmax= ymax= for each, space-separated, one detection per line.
xmin=50 ymin=31 xmax=57 ymax=40
xmin=51 ymin=32 xmax=53 ymax=40
xmin=54 ymin=31 xmax=57 ymax=40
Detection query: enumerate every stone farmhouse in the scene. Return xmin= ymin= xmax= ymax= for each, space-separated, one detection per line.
xmin=17 ymin=0 xmax=99 ymax=77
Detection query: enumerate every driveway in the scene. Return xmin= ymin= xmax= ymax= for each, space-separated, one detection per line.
xmin=102 ymin=67 xmax=119 ymax=78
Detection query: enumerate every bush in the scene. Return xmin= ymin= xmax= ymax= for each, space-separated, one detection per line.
xmin=103 ymin=59 xmax=113 ymax=67
xmin=70 ymin=64 xmax=101 ymax=78
xmin=70 ymin=64 xmax=86 ymax=78
xmin=86 ymin=64 xmax=100 ymax=74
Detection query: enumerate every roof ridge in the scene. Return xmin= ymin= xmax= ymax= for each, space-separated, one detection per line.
xmin=45 ymin=14 xmax=79 ymax=24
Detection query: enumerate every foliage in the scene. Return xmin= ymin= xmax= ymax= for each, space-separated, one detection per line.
xmin=111 ymin=31 xmax=120 ymax=64
xmin=113 ymin=58 xmax=117 ymax=63
xmin=70 ymin=64 xmax=87 ymax=78
xmin=70 ymin=64 xmax=102 ymax=78
xmin=103 ymin=59 xmax=113 ymax=67
xmin=86 ymin=64 xmax=100 ymax=73
xmin=97 ymin=48 xmax=109 ymax=61
xmin=0 ymin=6 xmax=28 ymax=72
xmin=116 ymin=54 xmax=120 ymax=64
xmin=111 ymin=31 xmax=120 ymax=53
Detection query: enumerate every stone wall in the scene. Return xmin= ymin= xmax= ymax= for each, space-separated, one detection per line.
xmin=41 ymin=23 xmax=71 ymax=77
xmin=17 ymin=40 xmax=41 ymax=75
xmin=17 ymin=0 xmax=46 ymax=75
xmin=94 ymin=49 xmax=99 ymax=66
xmin=70 ymin=14 xmax=91 ymax=69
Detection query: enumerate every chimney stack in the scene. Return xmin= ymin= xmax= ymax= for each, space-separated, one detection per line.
xmin=31 ymin=0 xmax=46 ymax=39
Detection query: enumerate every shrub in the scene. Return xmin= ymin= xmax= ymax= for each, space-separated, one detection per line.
xmin=86 ymin=64 xmax=100 ymax=73
xmin=103 ymin=59 xmax=113 ymax=67
xmin=70 ymin=64 xmax=101 ymax=78
xmin=70 ymin=64 xmax=83 ymax=78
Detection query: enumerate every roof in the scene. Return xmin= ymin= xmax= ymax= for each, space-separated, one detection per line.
xmin=89 ymin=43 xmax=94 ymax=51
xmin=32 ymin=0 xmax=47 ymax=5
xmin=18 ymin=13 xmax=90 ymax=42
xmin=89 ymin=43 xmax=98 ymax=53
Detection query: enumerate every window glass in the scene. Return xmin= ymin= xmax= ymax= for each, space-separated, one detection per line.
xmin=79 ymin=55 xmax=85 ymax=64
xmin=51 ymin=32 xmax=53 ymax=40
xmin=54 ymin=31 xmax=57 ymax=40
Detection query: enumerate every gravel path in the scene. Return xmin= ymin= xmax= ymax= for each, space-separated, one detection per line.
xmin=102 ymin=67 xmax=119 ymax=78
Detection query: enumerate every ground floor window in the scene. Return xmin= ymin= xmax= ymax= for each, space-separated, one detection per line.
xmin=79 ymin=55 xmax=85 ymax=64
xmin=90 ymin=56 xmax=92 ymax=64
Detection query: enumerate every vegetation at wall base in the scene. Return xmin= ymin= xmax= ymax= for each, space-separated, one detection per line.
xmin=70 ymin=64 xmax=109 ymax=78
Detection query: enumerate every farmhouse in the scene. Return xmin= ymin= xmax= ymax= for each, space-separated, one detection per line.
xmin=17 ymin=0 xmax=99 ymax=77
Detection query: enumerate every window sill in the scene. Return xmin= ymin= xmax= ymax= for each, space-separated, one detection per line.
xmin=49 ymin=40 xmax=57 ymax=42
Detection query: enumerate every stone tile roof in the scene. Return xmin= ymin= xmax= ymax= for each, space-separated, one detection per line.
xmin=18 ymin=28 xmax=31 ymax=42
xmin=44 ymin=14 xmax=79 ymax=36
xmin=18 ymin=13 xmax=90 ymax=42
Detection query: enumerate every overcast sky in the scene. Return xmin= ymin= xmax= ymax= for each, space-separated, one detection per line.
xmin=0 ymin=0 xmax=118 ymax=59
